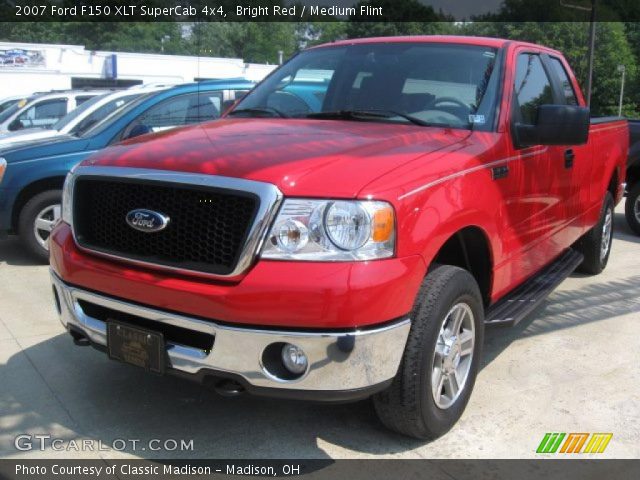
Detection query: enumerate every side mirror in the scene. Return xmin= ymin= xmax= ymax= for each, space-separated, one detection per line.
xmin=514 ymin=104 xmax=590 ymax=148
xmin=123 ymin=124 xmax=152 ymax=140
xmin=8 ymin=119 xmax=23 ymax=131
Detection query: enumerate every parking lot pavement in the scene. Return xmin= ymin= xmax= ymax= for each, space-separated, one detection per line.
xmin=0 ymin=203 xmax=638 ymax=460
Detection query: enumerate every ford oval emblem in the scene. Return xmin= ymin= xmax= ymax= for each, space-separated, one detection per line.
xmin=125 ymin=209 xmax=170 ymax=233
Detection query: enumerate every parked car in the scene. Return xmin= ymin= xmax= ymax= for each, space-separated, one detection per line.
xmin=0 ymin=79 xmax=253 ymax=260
xmin=48 ymin=36 xmax=627 ymax=439
xmin=0 ymin=95 xmax=30 ymax=114
xmin=0 ymin=85 xmax=169 ymax=148
xmin=626 ymin=120 xmax=640 ymax=234
xmin=0 ymin=90 xmax=106 ymax=134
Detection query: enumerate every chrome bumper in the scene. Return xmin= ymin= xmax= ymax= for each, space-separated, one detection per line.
xmin=51 ymin=271 xmax=410 ymax=393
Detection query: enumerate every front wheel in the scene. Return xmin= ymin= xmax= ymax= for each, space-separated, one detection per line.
xmin=17 ymin=190 xmax=62 ymax=263
xmin=625 ymin=183 xmax=640 ymax=236
xmin=373 ymin=265 xmax=484 ymax=439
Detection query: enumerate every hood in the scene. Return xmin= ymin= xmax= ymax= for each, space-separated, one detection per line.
xmin=84 ymin=118 xmax=470 ymax=197
xmin=0 ymin=134 xmax=87 ymax=163
xmin=0 ymin=128 xmax=59 ymax=148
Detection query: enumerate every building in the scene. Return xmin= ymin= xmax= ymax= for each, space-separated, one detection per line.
xmin=0 ymin=42 xmax=276 ymax=96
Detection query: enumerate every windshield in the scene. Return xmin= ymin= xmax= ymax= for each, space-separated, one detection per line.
xmin=67 ymin=93 xmax=141 ymax=136
xmin=0 ymin=98 xmax=21 ymax=114
xmin=53 ymin=93 xmax=110 ymax=131
xmin=0 ymin=96 xmax=35 ymax=124
xmin=232 ymin=43 xmax=501 ymax=130
xmin=77 ymin=92 xmax=157 ymax=138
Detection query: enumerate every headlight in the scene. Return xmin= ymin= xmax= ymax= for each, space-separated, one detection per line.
xmin=261 ymin=199 xmax=395 ymax=261
xmin=0 ymin=157 xmax=6 ymax=184
xmin=61 ymin=171 xmax=75 ymax=226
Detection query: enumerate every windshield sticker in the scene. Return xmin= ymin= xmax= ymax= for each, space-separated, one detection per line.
xmin=483 ymin=51 xmax=496 ymax=58
xmin=469 ymin=114 xmax=486 ymax=124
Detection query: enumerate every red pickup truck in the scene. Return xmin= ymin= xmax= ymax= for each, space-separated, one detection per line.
xmin=49 ymin=36 xmax=628 ymax=439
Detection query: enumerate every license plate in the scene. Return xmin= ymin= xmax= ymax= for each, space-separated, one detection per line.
xmin=107 ymin=321 xmax=165 ymax=374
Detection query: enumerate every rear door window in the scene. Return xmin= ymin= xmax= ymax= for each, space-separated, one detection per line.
xmin=549 ymin=57 xmax=578 ymax=106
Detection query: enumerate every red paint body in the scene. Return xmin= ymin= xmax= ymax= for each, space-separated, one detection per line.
xmin=50 ymin=36 xmax=628 ymax=329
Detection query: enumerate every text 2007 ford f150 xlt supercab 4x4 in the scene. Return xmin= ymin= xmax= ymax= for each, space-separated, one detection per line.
xmin=48 ymin=36 xmax=628 ymax=439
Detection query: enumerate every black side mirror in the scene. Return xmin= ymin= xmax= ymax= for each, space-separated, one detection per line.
xmin=515 ymin=104 xmax=590 ymax=148
xmin=8 ymin=119 xmax=23 ymax=131
xmin=123 ymin=124 xmax=152 ymax=140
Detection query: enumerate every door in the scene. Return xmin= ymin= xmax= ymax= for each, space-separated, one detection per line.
xmin=546 ymin=55 xmax=592 ymax=243
xmin=510 ymin=52 xmax=560 ymax=276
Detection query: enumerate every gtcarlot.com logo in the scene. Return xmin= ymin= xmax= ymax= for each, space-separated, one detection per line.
xmin=14 ymin=434 xmax=194 ymax=452
xmin=536 ymin=433 xmax=613 ymax=454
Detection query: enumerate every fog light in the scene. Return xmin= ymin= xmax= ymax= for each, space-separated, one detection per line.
xmin=281 ymin=343 xmax=308 ymax=375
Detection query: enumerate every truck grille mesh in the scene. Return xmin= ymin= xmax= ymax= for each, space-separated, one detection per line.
xmin=72 ymin=177 xmax=259 ymax=275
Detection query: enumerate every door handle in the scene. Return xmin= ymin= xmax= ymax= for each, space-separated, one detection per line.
xmin=564 ymin=149 xmax=575 ymax=169
xmin=492 ymin=165 xmax=509 ymax=180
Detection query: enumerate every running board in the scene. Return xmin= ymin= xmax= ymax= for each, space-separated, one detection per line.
xmin=485 ymin=249 xmax=584 ymax=327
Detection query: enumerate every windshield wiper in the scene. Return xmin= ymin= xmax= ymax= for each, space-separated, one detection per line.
xmin=227 ymin=107 xmax=289 ymax=118
xmin=306 ymin=109 xmax=437 ymax=127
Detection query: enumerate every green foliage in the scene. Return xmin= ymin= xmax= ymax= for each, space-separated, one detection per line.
xmin=299 ymin=22 xmax=348 ymax=48
xmin=190 ymin=22 xmax=297 ymax=63
xmin=347 ymin=0 xmax=453 ymax=38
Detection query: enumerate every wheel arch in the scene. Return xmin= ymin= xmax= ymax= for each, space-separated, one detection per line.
xmin=428 ymin=226 xmax=494 ymax=307
xmin=11 ymin=176 xmax=65 ymax=232
xmin=627 ymin=163 xmax=640 ymax=190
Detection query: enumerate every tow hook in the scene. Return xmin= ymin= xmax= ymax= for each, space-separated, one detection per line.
xmin=213 ymin=379 xmax=245 ymax=397
xmin=70 ymin=330 xmax=91 ymax=347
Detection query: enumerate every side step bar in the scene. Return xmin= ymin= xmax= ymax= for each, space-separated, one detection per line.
xmin=485 ymin=249 xmax=584 ymax=327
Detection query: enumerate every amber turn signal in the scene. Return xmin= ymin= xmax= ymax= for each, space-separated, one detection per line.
xmin=372 ymin=206 xmax=395 ymax=243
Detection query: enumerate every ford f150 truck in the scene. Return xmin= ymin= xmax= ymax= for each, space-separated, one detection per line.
xmin=48 ymin=36 xmax=628 ymax=439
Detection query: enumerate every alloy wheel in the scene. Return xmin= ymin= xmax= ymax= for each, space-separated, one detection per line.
xmin=33 ymin=204 xmax=61 ymax=251
xmin=431 ymin=302 xmax=475 ymax=409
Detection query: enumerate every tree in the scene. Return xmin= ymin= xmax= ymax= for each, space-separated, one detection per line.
xmin=190 ymin=22 xmax=297 ymax=64
xmin=297 ymin=22 xmax=348 ymax=48
xmin=347 ymin=0 xmax=454 ymax=38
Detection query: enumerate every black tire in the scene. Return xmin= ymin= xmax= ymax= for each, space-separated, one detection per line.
xmin=373 ymin=265 xmax=484 ymax=440
xmin=625 ymin=182 xmax=640 ymax=236
xmin=575 ymin=192 xmax=614 ymax=275
xmin=17 ymin=189 xmax=62 ymax=263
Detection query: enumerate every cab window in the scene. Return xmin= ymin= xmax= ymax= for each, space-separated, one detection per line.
xmin=513 ymin=54 xmax=554 ymax=125
xmin=549 ymin=57 xmax=578 ymax=106
xmin=9 ymin=98 xmax=68 ymax=131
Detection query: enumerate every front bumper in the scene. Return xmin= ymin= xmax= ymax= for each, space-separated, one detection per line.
xmin=50 ymin=222 xmax=426 ymax=329
xmin=51 ymin=271 xmax=411 ymax=400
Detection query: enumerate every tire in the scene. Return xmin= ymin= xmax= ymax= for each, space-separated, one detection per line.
xmin=624 ymin=182 xmax=640 ymax=236
xmin=575 ymin=192 xmax=614 ymax=275
xmin=373 ymin=265 xmax=484 ymax=440
xmin=17 ymin=189 xmax=62 ymax=263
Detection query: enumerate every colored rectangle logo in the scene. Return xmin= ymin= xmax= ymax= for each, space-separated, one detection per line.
xmin=537 ymin=433 xmax=612 ymax=454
